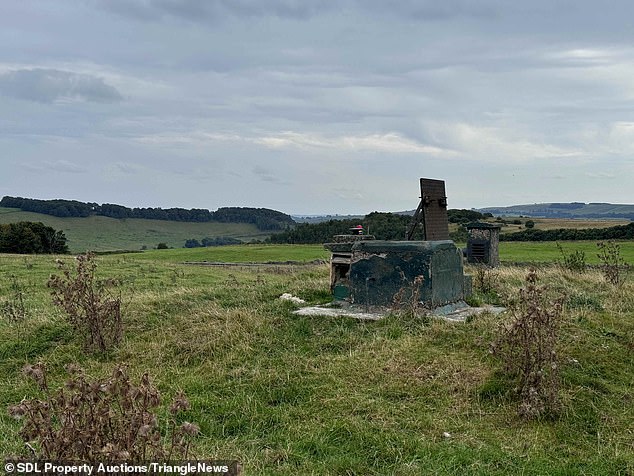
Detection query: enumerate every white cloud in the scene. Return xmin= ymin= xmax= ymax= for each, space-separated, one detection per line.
xmin=131 ymin=129 xmax=454 ymax=156
xmin=606 ymin=122 xmax=634 ymax=154
xmin=545 ymin=47 xmax=620 ymax=65
xmin=423 ymin=122 xmax=582 ymax=163
xmin=253 ymin=131 xmax=455 ymax=156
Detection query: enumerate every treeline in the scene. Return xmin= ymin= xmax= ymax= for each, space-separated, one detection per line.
xmin=184 ymin=237 xmax=243 ymax=248
xmin=0 ymin=196 xmax=295 ymax=231
xmin=268 ymin=210 xmax=487 ymax=244
xmin=448 ymin=209 xmax=493 ymax=224
xmin=0 ymin=222 xmax=68 ymax=254
xmin=501 ymin=222 xmax=634 ymax=242
xmin=213 ymin=207 xmax=295 ymax=231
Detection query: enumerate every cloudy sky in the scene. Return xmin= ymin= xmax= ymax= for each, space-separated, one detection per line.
xmin=1 ymin=1 xmax=633 ymax=215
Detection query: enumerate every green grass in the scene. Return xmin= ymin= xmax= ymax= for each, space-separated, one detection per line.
xmin=500 ymin=240 xmax=634 ymax=264
xmin=108 ymin=240 xmax=634 ymax=266
xmin=0 ymin=207 xmax=269 ymax=253
xmin=1 ymin=245 xmax=633 ymax=474
xmin=136 ymin=244 xmax=330 ymax=263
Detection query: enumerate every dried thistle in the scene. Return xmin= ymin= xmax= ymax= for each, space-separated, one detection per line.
xmin=492 ymin=268 xmax=564 ymax=419
xmin=170 ymin=391 xmax=191 ymax=415
xmin=597 ymin=241 xmax=630 ymax=286
xmin=47 ymin=253 xmax=123 ymax=353
xmin=179 ymin=422 xmax=200 ymax=437
xmin=8 ymin=364 xmax=199 ymax=462
xmin=22 ymin=363 xmax=47 ymax=391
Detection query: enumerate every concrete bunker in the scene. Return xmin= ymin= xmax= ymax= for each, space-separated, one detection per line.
xmin=324 ymin=178 xmax=472 ymax=309
xmin=325 ymin=239 xmax=469 ymax=308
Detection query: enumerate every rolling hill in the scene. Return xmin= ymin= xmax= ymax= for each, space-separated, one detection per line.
xmin=478 ymin=202 xmax=634 ymax=220
xmin=0 ymin=207 xmax=271 ymax=253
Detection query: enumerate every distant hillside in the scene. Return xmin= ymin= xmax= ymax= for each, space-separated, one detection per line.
xmin=478 ymin=202 xmax=634 ymax=220
xmin=0 ymin=196 xmax=295 ymax=231
xmin=0 ymin=207 xmax=270 ymax=253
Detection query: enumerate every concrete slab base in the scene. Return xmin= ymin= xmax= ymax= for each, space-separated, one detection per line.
xmin=293 ymin=301 xmax=506 ymax=322
xmin=293 ymin=305 xmax=384 ymax=321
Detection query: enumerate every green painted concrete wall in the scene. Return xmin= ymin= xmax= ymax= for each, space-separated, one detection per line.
xmin=348 ymin=240 xmax=466 ymax=307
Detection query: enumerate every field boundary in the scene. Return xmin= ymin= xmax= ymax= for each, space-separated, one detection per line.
xmin=182 ymin=259 xmax=327 ymax=267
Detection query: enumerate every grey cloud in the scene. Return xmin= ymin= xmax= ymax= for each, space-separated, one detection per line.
xmin=97 ymin=0 xmax=504 ymax=23
xmin=97 ymin=0 xmax=334 ymax=22
xmin=0 ymin=69 xmax=123 ymax=104
xmin=20 ymin=159 xmax=89 ymax=174
xmin=90 ymin=0 xmax=164 ymax=21
xmin=360 ymin=0 xmax=500 ymax=21
xmin=219 ymin=0 xmax=334 ymax=19
xmin=106 ymin=162 xmax=146 ymax=175
xmin=93 ymin=0 xmax=634 ymax=36
xmin=4 ymin=0 xmax=634 ymax=213
xmin=252 ymin=165 xmax=289 ymax=184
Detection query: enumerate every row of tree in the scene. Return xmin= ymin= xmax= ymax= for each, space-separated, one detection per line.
xmin=184 ymin=236 xmax=243 ymax=248
xmin=268 ymin=210 xmax=488 ymax=244
xmin=448 ymin=209 xmax=493 ymax=224
xmin=0 ymin=222 xmax=68 ymax=254
xmin=500 ymin=222 xmax=634 ymax=241
xmin=212 ymin=207 xmax=295 ymax=231
xmin=0 ymin=196 xmax=295 ymax=231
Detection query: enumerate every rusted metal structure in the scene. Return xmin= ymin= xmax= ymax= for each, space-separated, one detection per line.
xmin=406 ymin=178 xmax=449 ymax=241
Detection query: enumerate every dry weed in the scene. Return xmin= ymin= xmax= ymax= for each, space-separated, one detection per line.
xmin=47 ymin=253 xmax=122 ymax=353
xmin=492 ymin=268 xmax=565 ymax=419
xmin=8 ymin=363 xmax=198 ymax=461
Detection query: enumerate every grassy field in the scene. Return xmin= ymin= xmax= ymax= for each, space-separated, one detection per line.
xmin=500 ymin=240 xmax=634 ymax=264
xmin=136 ymin=244 xmax=330 ymax=264
xmin=140 ymin=241 xmax=634 ymax=265
xmin=0 ymin=207 xmax=269 ymax=253
xmin=498 ymin=217 xmax=631 ymax=234
xmin=1 ymin=244 xmax=633 ymax=474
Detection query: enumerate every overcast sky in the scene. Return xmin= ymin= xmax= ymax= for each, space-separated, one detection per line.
xmin=1 ymin=1 xmax=633 ymax=215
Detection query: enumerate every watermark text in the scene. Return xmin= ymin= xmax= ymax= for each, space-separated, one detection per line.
xmin=4 ymin=460 xmax=240 ymax=475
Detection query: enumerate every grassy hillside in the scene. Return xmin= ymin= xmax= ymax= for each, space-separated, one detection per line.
xmin=1 ymin=244 xmax=633 ymax=474
xmin=0 ymin=207 xmax=270 ymax=253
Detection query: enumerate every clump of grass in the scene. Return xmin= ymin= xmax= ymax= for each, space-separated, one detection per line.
xmin=566 ymin=293 xmax=603 ymax=312
xmin=1 ymin=275 xmax=27 ymax=323
xmin=468 ymin=265 xmax=501 ymax=305
xmin=473 ymin=265 xmax=498 ymax=294
xmin=8 ymin=363 xmax=198 ymax=461
xmin=47 ymin=253 xmax=122 ymax=353
xmin=491 ymin=268 xmax=565 ymax=419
